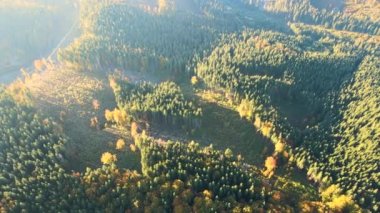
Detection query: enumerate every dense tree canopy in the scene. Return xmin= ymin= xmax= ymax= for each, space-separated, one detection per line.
xmin=58 ymin=0 xmax=284 ymax=74
xmin=111 ymin=77 xmax=202 ymax=127
xmin=0 ymin=87 xmax=319 ymax=212
xmin=195 ymin=27 xmax=379 ymax=211
xmin=0 ymin=89 xmax=86 ymax=211
xmin=2 ymin=0 xmax=378 ymax=212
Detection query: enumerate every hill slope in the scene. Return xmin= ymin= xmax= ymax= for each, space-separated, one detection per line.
xmin=0 ymin=0 xmax=378 ymax=212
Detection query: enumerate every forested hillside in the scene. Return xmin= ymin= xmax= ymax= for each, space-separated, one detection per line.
xmin=244 ymin=0 xmax=380 ymax=35
xmin=195 ymin=28 xmax=379 ymax=210
xmin=0 ymin=0 xmax=379 ymax=212
xmin=0 ymin=88 xmax=325 ymax=212
xmin=58 ymin=0 xmax=284 ymax=75
xmin=0 ymin=88 xmax=85 ymax=211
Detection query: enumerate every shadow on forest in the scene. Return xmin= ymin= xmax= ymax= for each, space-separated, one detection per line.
xmin=195 ymin=101 xmax=274 ymax=166
xmin=149 ymin=98 xmax=274 ymax=167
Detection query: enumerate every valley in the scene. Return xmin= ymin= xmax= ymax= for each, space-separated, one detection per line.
xmin=0 ymin=0 xmax=378 ymax=212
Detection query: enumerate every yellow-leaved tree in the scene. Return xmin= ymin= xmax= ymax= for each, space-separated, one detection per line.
xmin=321 ymin=185 xmax=359 ymax=212
xmin=131 ymin=122 xmax=139 ymax=138
xmin=158 ymin=0 xmax=169 ymax=12
xmin=275 ymin=142 xmax=285 ymax=153
xmin=191 ymin=76 xmax=199 ymax=86
xmin=237 ymin=99 xmax=254 ymax=120
xmin=263 ymin=156 xmax=277 ymax=178
xmin=104 ymin=108 xmax=129 ymax=126
xmin=116 ymin=139 xmax=126 ymax=150
xmin=101 ymin=152 xmax=117 ymax=165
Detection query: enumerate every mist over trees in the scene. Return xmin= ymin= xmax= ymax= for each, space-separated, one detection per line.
xmin=0 ymin=0 xmax=76 ymax=71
